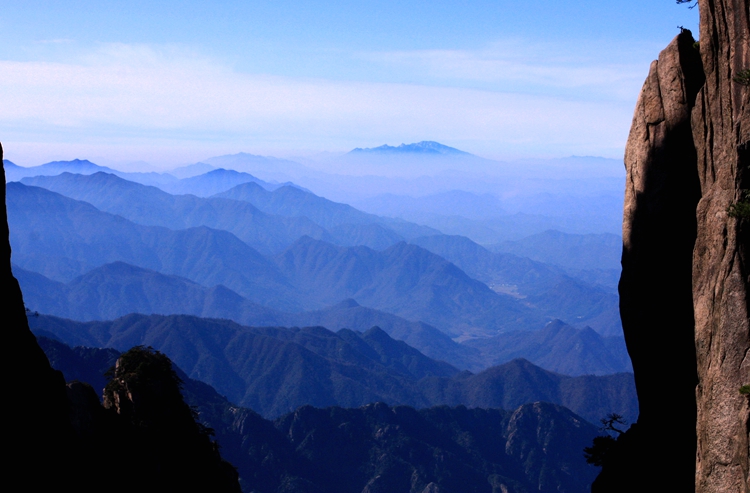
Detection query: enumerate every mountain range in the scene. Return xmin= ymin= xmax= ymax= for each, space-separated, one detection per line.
xmin=7 ymin=181 xmax=538 ymax=332
xmin=350 ymin=141 xmax=471 ymax=156
xmin=9 ymin=173 xmax=628 ymax=334
xmin=2 ymin=152 xmax=243 ymax=493
xmin=9 ymin=177 xmax=623 ymax=341
xmin=17 ymin=259 xmax=630 ymax=376
xmin=409 ymin=234 xmax=621 ymax=335
xmin=7 ymin=182 xmax=303 ymax=309
xmin=490 ymin=229 xmax=622 ymax=292
xmin=30 ymin=312 xmax=637 ymax=424
xmin=40 ymin=335 xmax=604 ymax=493
xmin=20 ymin=173 xmax=331 ymax=255
xmin=3 ymin=148 xmax=632 ymax=492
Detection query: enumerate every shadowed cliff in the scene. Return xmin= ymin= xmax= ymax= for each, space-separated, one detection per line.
xmin=595 ymin=1 xmax=750 ymax=490
xmin=3 ymin=142 xmax=75 ymax=490
xmin=594 ymin=29 xmax=703 ymax=492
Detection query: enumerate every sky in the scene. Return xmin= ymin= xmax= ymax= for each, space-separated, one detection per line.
xmin=0 ymin=1 xmax=700 ymax=169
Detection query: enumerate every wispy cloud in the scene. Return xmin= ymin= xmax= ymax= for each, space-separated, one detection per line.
xmin=360 ymin=39 xmax=651 ymax=101
xmin=36 ymin=38 xmax=76 ymax=44
xmin=0 ymin=43 xmax=636 ymax=161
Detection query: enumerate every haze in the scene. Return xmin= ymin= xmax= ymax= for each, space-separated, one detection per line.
xmin=1 ymin=1 xmax=698 ymax=169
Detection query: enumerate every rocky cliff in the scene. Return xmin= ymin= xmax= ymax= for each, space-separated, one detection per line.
xmin=1 ymin=147 xmax=241 ymax=492
xmin=596 ymin=1 xmax=749 ymax=491
xmin=2 ymin=142 xmax=74 ymax=490
xmin=691 ymin=1 xmax=749 ymax=491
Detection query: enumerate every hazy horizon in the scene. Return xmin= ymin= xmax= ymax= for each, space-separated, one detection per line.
xmin=3 ymin=141 xmax=625 ymax=174
xmin=2 ymin=1 xmax=699 ymax=168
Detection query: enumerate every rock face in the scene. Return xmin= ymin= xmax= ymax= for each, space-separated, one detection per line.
xmin=2 ymin=142 xmax=74 ymax=490
xmin=606 ymin=30 xmax=704 ymax=492
xmin=597 ymin=1 xmax=749 ymax=491
xmin=691 ymin=2 xmax=750 ymax=492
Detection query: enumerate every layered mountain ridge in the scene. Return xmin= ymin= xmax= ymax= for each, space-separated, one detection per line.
xmin=1 ymin=148 xmax=242 ymax=493
xmin=30 ymin=312 xmax=637 ymax=423
xmin=9 ymin=175 xmax=622 ymax=341
xmin=39 ymin=335 xmax=605 ymax=493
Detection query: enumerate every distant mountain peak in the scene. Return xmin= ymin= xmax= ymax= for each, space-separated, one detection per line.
xmin=335 ymin=298 xmax=361 ymax=309
xmin=169 ymin=162 xmax=215 ymax=179
xmin=44 ymin=159 xmax=101 ymax=167
xmin=349 ymin=141 xmax=470 ymax=156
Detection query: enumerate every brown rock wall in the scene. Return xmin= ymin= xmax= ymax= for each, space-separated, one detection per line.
xmin=693 ymin=0 xmax=750 ymax=491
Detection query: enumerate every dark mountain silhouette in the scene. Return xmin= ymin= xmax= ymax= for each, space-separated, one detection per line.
xmin=271 ymin=401 xmax=599 ymax=493
xmin=38 ymin=337 xmax=120 ymax=396
xmin=102 ymin=346 xmax=241 ymax=492
xmin=20 ymin=172 xmax=330 ymax=254
xmin=31 ymin=312 xmax=637 ymax=424
xmin=40 ymin=336 xmax=603 ymax=493
xmin=30 ymin=313 xmax=458 ymax=417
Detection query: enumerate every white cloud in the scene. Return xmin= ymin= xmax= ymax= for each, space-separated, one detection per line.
xmin=36 ymin=38 xmax=76 ymax=44
xmin=359 ymin=39 xmax=651 ymax=102
xmin=0 ymin=43 xmax=636 ymax=161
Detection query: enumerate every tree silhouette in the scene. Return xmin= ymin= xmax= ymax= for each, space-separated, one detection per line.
xmin=584 ymin=414 xmax=628 ymax=467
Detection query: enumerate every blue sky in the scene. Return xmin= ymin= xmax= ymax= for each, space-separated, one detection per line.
xmin=0 ymin=1 xmax=699 ymax=168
